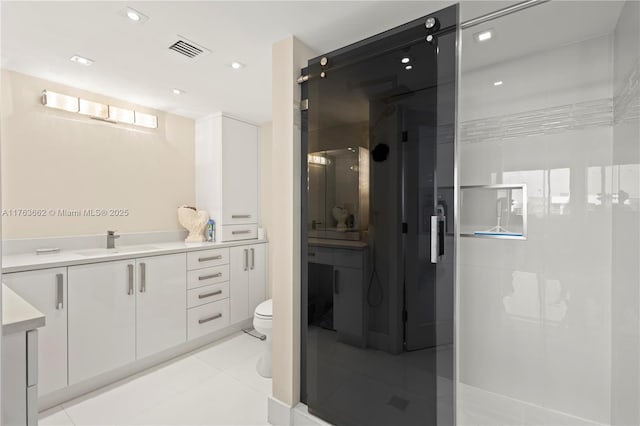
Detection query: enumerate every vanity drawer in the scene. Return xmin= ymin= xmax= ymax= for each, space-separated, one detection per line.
xmin=187 ymin=282 xmax=229 ymax=309
xmin=307 ymin=246 xmax=333 ymax=265
xmin=187 ymin=265 xmax=229 ymax=289
xmin=219 ymin=224 xmax=257 ymax=242
xmin=187 ymin=299 xmax=230 ymax=341
xmin=187 ymin=248 xmax=229 ymax=270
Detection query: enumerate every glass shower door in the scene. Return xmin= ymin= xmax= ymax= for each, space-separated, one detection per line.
xmin=302 ymin=4 xmax=458 ymax=425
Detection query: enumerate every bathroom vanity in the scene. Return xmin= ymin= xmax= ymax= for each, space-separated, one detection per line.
xmin=2 ymin=239 xmax=267 ymax=410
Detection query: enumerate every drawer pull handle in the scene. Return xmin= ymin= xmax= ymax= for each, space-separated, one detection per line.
xmin=232 ymin=230 xmax=251 ymax=235
xmin=199 ymin=255 xmax=222 ymax=262
xmin=198 ymin=290 xmax=223 ymax=299
xmin=199 ymin=313 xmax=222 ymax=324
xmin=232 ymin=214 xmax=251 ymax=219
xmin=198 ymin=272 xmax=223 ymax=281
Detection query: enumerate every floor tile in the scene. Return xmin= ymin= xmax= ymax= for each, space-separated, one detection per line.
xmin=129 ymin=373 xmax=269 ymax=425
xmin=62 ymin=356 xmax=220 ymax=425
xmin=39 ymin=406 xmax=75 ymax=426
xmin=195 ymin=332 xmax=265 ymax=371
xmin=223 ymin=353 xmax=272 ymax=396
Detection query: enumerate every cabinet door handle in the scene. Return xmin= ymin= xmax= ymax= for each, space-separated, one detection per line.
xmin=140 ymin=262 xmax=146 ymax=293
xmin=198 ymin=290 xmax=223 ymax=299
xmin=55 ymin=273 xmax=64 ymax=309
xmin=244 ymin=249 xmax=248 ymax=271
xmin=333 ymin=269 xmax=339 ymax=294
xmin=232 ymin=230 xmax=251 ymax=235
xmin=199 ymin=313 xmax=222 ymax=324
xmin=199 ymin=255 xmax=222 ymax=262
xmin=232 ymin=214 xmax=251 ymax=219
xmin=127 ymin=264 xmax=134 ymax=295
xmin=198 ymin=272 xmax=223 ymax=281
xmin=251 ymin=248 xmax=255 ymax=270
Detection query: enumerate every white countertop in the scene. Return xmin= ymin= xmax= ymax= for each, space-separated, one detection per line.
xmin=2 ymin=239 xmax=268 ymax=274
xmin=2 ymin=284 xmax=45 ymax=335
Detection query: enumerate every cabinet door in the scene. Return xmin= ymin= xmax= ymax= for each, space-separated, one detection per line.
xmin=221 ymin=117 xmax=258 ymax=225
xmin=68 ymin=260 xmax=135 ymax=385
xmin=136 ymin=254 xmax=187 ymax=359
xmin=229 ymin=245 xmax=250 ymax=324
xmin=4 ymin=268 xmax=68 ymax=395
xmin=332 ymin=266 xmax=363 ymax=339
xmin=248 ymin=244 xmax=267 ymax=315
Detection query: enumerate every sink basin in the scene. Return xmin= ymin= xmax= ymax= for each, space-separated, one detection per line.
xmin=76 ymin=245 xmax=160 ymax=256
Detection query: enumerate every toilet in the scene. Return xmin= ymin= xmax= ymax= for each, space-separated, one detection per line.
xmin=253 ymin=298 xmax=273 ymax=378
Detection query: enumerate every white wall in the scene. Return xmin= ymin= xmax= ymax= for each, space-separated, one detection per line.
xmin=1 ymin=70 xmax=195 ymax=239
xmin=270 ymin=36 xmax=316 ymax=409
xmin=458 ymin=32 xmax=615 ymax=425
xmin=260 ymin=122 xmax=273 ymax=297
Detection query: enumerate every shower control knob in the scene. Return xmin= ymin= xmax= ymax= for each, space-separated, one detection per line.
xmin=320 ymin=71 xmax=326 ymax=78
xmin=320 ymin=57 xmax=329 ymax=67
xmin=426 ymin=35 xmax=434 ymax=43
xmin=425 ymin=17 xmax=437 ymax=29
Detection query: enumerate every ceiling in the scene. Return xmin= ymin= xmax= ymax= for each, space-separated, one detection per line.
xmin=1 ymin=1 xmax=624 ymax=124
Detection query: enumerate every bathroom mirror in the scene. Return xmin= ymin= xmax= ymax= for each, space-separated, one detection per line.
xmin=307 ymin=147 xmax=369 ymax=241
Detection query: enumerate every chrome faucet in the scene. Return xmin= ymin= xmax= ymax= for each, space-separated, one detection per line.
xmin=107 ymin=230 xmax=120 ymax=249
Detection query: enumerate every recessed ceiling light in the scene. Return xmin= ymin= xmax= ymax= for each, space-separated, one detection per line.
xmin=401 ymin=57 xmax=410 ymax=64
xmin=405 ymin=65 xmax=413 ymax=70
xmin=231 ymin=62 xmax=244 ymax=70
xmin=127 ymin=10 xmax=140 ymax=21
xmin=474 ymin=30 xmax=493 ymax=42
xmin=70 ymin=55 xmax=93 ymax=66
xmin=120 ymin=7 xmax=149 ymax=23
xmin=493 ymin=81 xmax=503 ymax=86
xmin=172 ymin=88 xmax=185 ymax=95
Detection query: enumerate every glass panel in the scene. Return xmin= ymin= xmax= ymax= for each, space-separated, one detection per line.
xmin=302 ymin=4 xmax=457 ymax=425
xmin=458 ymin=1 xmax=639 ymax=425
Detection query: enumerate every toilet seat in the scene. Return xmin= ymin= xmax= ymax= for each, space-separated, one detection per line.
xmin=254 ymin=299 xmax=272 ymax=319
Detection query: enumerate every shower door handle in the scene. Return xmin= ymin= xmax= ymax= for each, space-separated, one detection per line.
xmin=431 ymin=215 xmax=439 ymax=264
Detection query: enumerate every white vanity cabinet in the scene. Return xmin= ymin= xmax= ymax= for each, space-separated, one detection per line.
xmin=196 ymin=113 xmax=259 ymax=241
xmin=135 ymin=254 xmax=186 ymax=359
xmin=68 ymin=260 xmax=136 ymax=385
xmin=229 ymin=244 xmax=266 ymax=324
xmin=3 ymin=268 xmax=68 ymax=395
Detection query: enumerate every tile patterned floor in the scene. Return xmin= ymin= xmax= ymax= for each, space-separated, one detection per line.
xmin=39 ymin=332 xmax=272 ymax=426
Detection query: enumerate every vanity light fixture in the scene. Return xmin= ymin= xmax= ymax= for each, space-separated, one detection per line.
xmin=41 ymin=90 xmax=158 ymax=129
xmin=172 ymin=88 xmax=185 ymax=95
xmin=308 ymin=155 xmax=327 ymax=166
xmin=474 ymin=30 xmax=493 ymax=42
xmin=230 ymin=61 xmax=244 ymax=69
xmin=70 ymin=55 xmax=94 ymax=66
xmin=494 ymin=80 xmax=503 ymax=86
xmin=42 ymin=90 xmax=79 ymax=112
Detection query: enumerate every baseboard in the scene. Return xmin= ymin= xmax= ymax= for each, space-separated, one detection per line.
xmin=268 ymin=396 xmax=293 ymax=426
xmin=39 ymin=319 xmax=252 ymax=411
xmin=267 ymin=399 xmax=332 ymax=426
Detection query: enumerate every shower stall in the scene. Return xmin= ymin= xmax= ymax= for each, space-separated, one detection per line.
xmin=300 ymin=1 xmax=639 ymax=425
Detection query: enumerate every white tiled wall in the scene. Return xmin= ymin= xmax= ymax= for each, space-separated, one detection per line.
xmin=458 ymin=6 xmax=623 ymax=425
xmin=610 ymin=1 xmax=640 ymax=425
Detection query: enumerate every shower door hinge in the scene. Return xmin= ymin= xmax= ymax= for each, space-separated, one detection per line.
xmin=301 ymin=99 xmax=309 ymax=111
xmin=402 ymin=223 xmax=408 ymax=233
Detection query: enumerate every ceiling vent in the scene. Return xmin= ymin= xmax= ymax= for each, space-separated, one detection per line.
xmin=168 ymin=36 xmax=210 ymax=59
